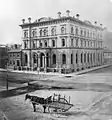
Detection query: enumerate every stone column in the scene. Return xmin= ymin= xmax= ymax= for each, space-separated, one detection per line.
xmin=44 ymin=54 xmax=47 ymax=72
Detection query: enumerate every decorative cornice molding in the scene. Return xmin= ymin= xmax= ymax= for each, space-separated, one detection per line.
xmin=20 ymin=17 xmax=103 ymax=30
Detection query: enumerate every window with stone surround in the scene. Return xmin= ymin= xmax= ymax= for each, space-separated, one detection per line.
xmin=39 ymin=41 xmax=42 ymax=47
xmin=32 ymin=30 xmax=37 ymax=38
xmin=80 ymin=29 xmax=83 ymax=36
xmin=44 ymin=40 xmax=47 ymax=47
xmin=32 ymin=41 xmax=36 ymax=48
xmin=33 ymin=53 xmax=37 ymax=63
xmin=84 ymin=53 xmax=86 ymax=63
xmin=24 ymin=41 xmax=28 ymax=49
xmin=81 ymin=53 xmax=83 ymax=63
xmin=71 ymin=27 xmax=74 ymax=34
xmin=25 ymin=54 xmax=28 ymax=66
xmin=71 ymin=39 xmax=74 ymax=47
xmin=62 ymin=39 xmax=65 ymax=47
xmin=61 ymin=27 xmax=65 ymax=34
xmin=24 ymin=31 xmax=28 ymax=38
xmin=75 ymin=27 xmax=78 ymax=35
xmin=52 ymin=54 xmax=56 ymax=64
xmin=62 ymin=54 xmax=66 ymax=64
xmin=39 ymin=29 xmax=42 ymax=36
xmin=52 ymin=39 xmax=55 ymax=47
xmin=51 ymin=28 xmax=56 ymax=36
xmin=76 ymin=53 xmax=78 ymax=64
xmin=71 ymin=54 xmax=73 ymax=64
xmin=76 ymin=38 xmax=78 ymax=47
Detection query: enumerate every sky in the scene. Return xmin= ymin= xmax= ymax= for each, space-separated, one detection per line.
xmin=0 ymin=0 xmax=112 ymax=45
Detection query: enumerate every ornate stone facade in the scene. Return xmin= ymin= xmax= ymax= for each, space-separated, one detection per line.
xmin=20 ymin=11 xmax=104 ymax=73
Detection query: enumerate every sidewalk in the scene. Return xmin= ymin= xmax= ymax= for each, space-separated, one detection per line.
xmin=0 ymin=64 xmax=112 ymax=77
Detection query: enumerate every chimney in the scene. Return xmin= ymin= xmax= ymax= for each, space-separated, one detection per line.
xmin=28 ymin=17 xmax=31 ymax=23
xmin=66 ymin=10 xmax=70 ymax=17
xmin=76 ymin=14 xmax=80 ymax=19
xmin=94 ymin=21 xmax=97 ymax=25
xmin=22 ymin=19 xmax=25 ymax=24
xmin=57 ymin=12 xmax=61 ymax=18
xmin=100 ymin=24 xmax=103 ymax=27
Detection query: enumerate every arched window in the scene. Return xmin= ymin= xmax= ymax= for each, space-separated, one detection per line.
xmin=71 ymin=27 xmax=74 ymax=34
xmin=43 ymin=29 xmax=46 ymax=36
xmin=81 ymin=53 xmax=83 ymax=63
xmin=52 ymin=54 xmax=56 ymax=64
xmin=24 ymin=31 xmax=28 ymax=38
xmin=32 ymin=30 xmax=35 ymax=37
xmin=52 ymin=40 xmax=55 ymax=47
xmin=24 ymin=41 xmax=27 ymax=49
xmin=61 ymin=27 xmax=65 ymax=34
xmin=25 ymin=54 xmax=28 ymax=66
xmin=84 ymin=53 xmax=86 ymax=63
xmin=84 ymin=30 xmax=86 ymax=37
xmin=51 ymin=28 xmax=55 ymax=36
xmin=71 ymin=54 xmax=73 ymax=64
xmin=62 ymin=39 xmax=65 ymax=47
xmin=44 ymin=40 xmax=47 ymax=47
xmin=76 ymin=38 xmax=78 ymax=47
xmin=33 ymin=53 xmax=37 ymax=63
xmin=75 ymin=28 xmax=78 ymax=35
xmin=32 ymin=41 xmax=36 ymax=48
xmin=80 ymin=29 xmax=83 ymax=36
xmin=93 ymin=53 xmax=95 ymax=62
xmin=62 ymin=54 xmax=66 ymax=64
xmin=40 ymin=29 xmax=42 ymax=36
xmin=76 ymin=53 xmax=78 ymax=64
xmin=91 ymin=53 xmax=92 ymax=62
xmin=71 ymin=39 xmax=74 ymax=47
xmin=87 ymin=53 xmax=89 ymax=63
xmin=39 ymin=41 xmax=42 ymax=47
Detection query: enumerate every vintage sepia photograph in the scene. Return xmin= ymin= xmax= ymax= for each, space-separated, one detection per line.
xmin=0 ymin=0 xmax=112 ymax=120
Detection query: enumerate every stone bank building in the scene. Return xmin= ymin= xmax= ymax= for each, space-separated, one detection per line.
xmin=20 ymin=11 xmax=104 ymax=73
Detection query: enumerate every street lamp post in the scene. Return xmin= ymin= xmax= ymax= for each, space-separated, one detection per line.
xmin=5 ymin=45 xmax=9 ymax=91
xmin=6 ymin=63 xmax=8 ymax=91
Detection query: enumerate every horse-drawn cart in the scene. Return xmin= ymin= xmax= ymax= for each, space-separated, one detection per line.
xmin=25 ymin=93 xmax=74 ymax=113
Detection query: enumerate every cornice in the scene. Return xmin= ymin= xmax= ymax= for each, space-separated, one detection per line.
xmin=20 ymin=17 xmax=103 ymax=30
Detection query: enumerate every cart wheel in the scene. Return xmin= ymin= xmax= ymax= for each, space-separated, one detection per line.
xmin=59 ymin=98 xmax=68 ymax=104
xmin=48 ymin=107 xmax=57 ymax=113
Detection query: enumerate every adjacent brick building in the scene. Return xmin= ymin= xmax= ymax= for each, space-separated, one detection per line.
xmin=8 ymin=44 xmax=23 ymax=70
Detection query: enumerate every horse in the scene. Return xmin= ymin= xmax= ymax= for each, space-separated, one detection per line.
xmin=25 ymin=94 xmax=52 ymax=113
